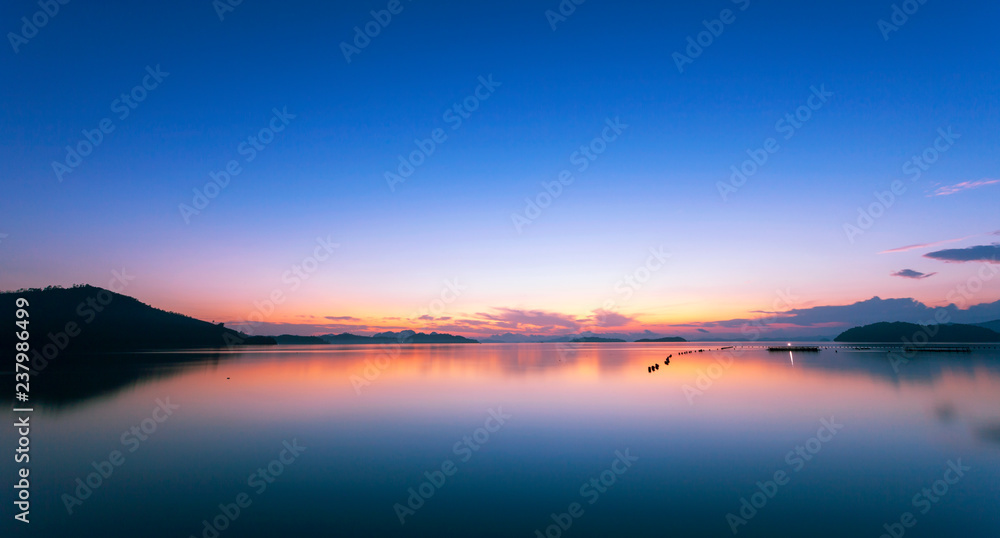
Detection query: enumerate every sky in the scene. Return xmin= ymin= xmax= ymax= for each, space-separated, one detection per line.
xmin=1 ymin=0 xmax=999 ymax=338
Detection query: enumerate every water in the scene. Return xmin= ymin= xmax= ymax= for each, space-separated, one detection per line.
xmin=4 ymin=343 xmax=1000 ymax=537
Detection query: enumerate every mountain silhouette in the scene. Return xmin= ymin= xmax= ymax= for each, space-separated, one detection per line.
xmin=273 ymin=334 xmax=329 ymax=344
xmin=975 ymin=319 xmax=1000 ymax=333
xmin=321 ymin=330 xmax=478 ymax=344
xmin=834 ymin=322 xmax=1000 ymax=343
xmin=1 ymin=285 xmax=275 ymax=359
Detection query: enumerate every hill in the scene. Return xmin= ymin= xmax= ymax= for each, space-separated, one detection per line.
xmin=571 ymin=337 xmax=626 ymax=343
xmin=635 ymin=336 xmax=688 ymax=342
xmin=273 ymin=334 xmax=329 ymax=345
xmin=834 ymin=322 xmax=1000 ymax=343
xmin=321 ymin=330 xmax=478 ymax=344
xmin=0 ymin=285 xmax=275 ymax=355
xmin=974 ymin=319 xmax=1000 ymax=333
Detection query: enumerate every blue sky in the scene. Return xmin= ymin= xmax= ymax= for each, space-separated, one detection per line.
xmin=1 ymin=0 xmax=998 ymax=336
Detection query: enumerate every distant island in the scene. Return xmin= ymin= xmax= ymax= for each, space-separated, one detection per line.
xmin=571 ymin=337 xmax=626 ymax=343
xmin=0 ymin=285 xmax=276 ymax=355
xmin=321 ymin=330 xmax=479 ymax=344
xmin=834 ymin=322 xmax=1000 ymax=343
xmin=635 ymin=336 xmax=688 ymax=343
xmin=975 ymin=319 xmax=1000 ymax=333
xmin=273 ymin=335 xmax=329 ymax=345
xmin=0 ymin=286 xmax=483 ymax=357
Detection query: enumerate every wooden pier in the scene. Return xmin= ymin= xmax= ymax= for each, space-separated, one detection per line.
xmin=902 ymin=346 xmax=971 ymax=353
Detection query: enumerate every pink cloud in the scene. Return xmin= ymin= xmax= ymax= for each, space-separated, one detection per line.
xmin=880 ymin=235 xmax=976 ymax=254
xmin=929 ymin=179 xmax=999 ymax=197
xmin=590 ymin=309 xmax=635 ymax=327
xmin=475 ymin=307 xmax=584 ymax=330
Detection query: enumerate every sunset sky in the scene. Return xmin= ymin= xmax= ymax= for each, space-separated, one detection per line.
xmin=2 ymin=0 xmax=998 ymax=338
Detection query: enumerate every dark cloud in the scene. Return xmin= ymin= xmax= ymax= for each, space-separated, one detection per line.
xmin=891 ymin=269 xmax=937 ymax=279
xmin=924 ymin=244 xmax=1000 ymax=263
xmin=697 ymin=328 xmax=710 ymax=333
xmin=701 ymin=296 xmax=1000 ymax=330
xmin=325 ymin=315 xmax=361 ymax=321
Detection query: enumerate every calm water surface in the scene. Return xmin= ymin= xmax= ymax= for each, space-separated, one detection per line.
xmin=4 ymin=343 xmax=1000 ymax=537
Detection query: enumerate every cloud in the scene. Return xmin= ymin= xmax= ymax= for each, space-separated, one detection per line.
xmin=475 ymin=308 xmax=584 ymax=330
xmin=924 ymin=244 xmax=1000 ymax=263
xmin=880 ymin=235 xmax=976 ymax=254
xmin=702 ymin=296 xmax=1000 ymax=330
xmin=590 ymin=309 xmax=635 ymax=327
xmin=697 ymin=328 xmax=710 ymax=333
xmin=891 ymin=269 xmax=937 ymax=279
xmin=929 ymin=179 xmax=1000 ymax=197
xmin=325 ymin=316 xmax=361 ymax=321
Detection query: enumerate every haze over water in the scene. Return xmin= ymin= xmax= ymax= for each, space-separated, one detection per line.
xmin=5 ymin=343 xmax=999 ymax=537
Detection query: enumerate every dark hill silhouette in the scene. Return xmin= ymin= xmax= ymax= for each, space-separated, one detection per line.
xmin=975 ymin=319 xmax=1000 ymax=333
xmin=635 ymin=336 xmax=688 ymax=342
xmin=571 ymin=337 xmax=626 ymax=343
xmin=273 ymin=334 xmax=329 ymax=344
xmin=0 ymin=285 xmax=275 ymax=356
xmin=834 ymin=322 xmax=1000 ymax=343
xmin=321 ymin=330 xmax=478 ymax=344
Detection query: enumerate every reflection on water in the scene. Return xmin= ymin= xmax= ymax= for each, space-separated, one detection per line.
xmin=3 ymin=343 xmax=999 ymax=537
